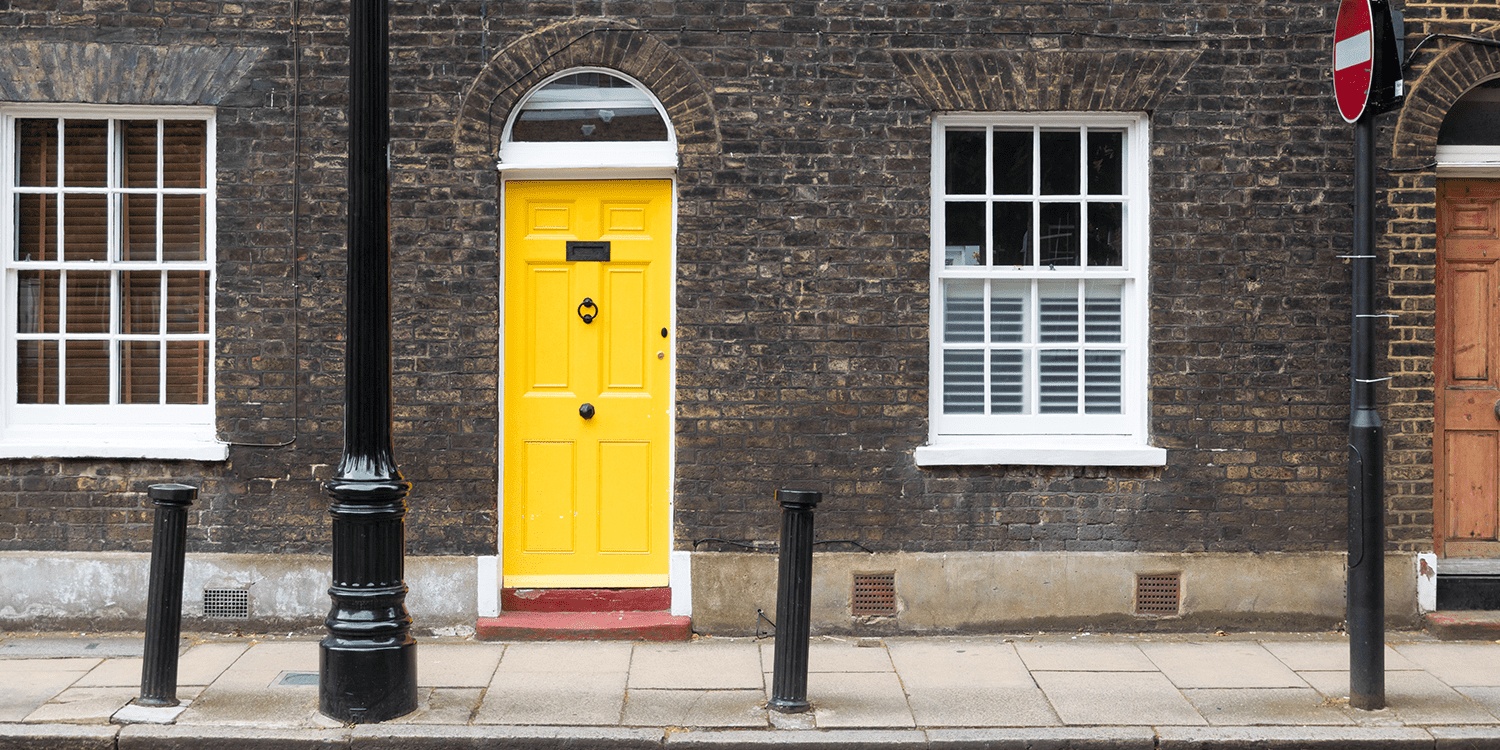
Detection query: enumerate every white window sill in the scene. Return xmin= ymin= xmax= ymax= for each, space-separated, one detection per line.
xmin=0 ymin=437 xmax=228 ymax=461
xmin=915 ymin=438 xmax=1167 ymax=467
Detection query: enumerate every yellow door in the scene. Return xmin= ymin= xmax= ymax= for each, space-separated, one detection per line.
xmin=502 ymin=180 xmax=672 ymax=587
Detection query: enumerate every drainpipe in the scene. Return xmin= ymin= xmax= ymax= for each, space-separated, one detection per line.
xmin=318 ymin=0 xmax=417 ymax=724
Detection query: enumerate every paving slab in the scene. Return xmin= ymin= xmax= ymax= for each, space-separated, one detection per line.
xmin=1180 ymin=687 xmax=1354 ymax=726
xmin=112 ymin=700 xmax=192 ymax=725
xmin=1140 ymin=642 xmax=1306 ymax=689
xmin=496 ymin=641 xmax=632 ymax=674
xmin=1013 ymin=642 xmax=1157 ymax=672
xmin=474 ymin=670 xmax=627 ymax=725
xmin=1301 ymin=669 xmax=1500 ymax=725
xmin=760 ymin=641 xmax=895 ymax=673
xmin=622 ymin=689 xmax=767 ymax=727
xmin=926 ymin=727 xmax=1158 ymax=750
xmin=1261 ymin=641 xmax=1419 ymax=672
xmin=416 ymin=643 xmax=504 ymax=688
xmin=802 ymin=671 xmax=913 ymax=729
xmin=904 ymin=685 xmax=1061 ymax=727
xmin=629 ymin=642 xmax=762 ymax=690
xmin=0 ymin=658 xmax=99 ymax=722
xmin=1392 ymin=642 xmax=1500 ymax=687
xmin=77 ymin=643 xmax=251 ymax=688
xmin=0 ymin=637 xmax=144 ymax=659
xmin=24 ymin=687 xmax=139 ymax=724
xmin=1155 ymin=725 xmax=1434 ymax=749
xmin=885 ymin=640 xmax=1034 ymax=689
xmin=386 ymin=687 xmax=483 ymax=725
xmin=1033 ymin=671 xmax=1207 ymax=726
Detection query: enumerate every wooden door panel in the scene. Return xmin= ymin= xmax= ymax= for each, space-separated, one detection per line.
xmin=1446 ymin=430 xmax=1499 ymax=542
xmin=1448 ymin=266 xmax=1492 ymax=382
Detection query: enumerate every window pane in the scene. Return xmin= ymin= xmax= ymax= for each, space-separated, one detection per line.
xmin=120 ymin=340 xmax=160 ymax=404
xmin=16 ymin=194 xmax=56 ymax=261
xmin=991 ymin=280 xmax=1027 ymax=343
xmin=512 ymin=72 xmax=669 ymax=143
xmin=1039 ymin=203 xmax=1080 ymax=266
xmin=1084 ymin=350 xmax=1123 ymax=414
xmin=991 ymin=202 xmax=1031 ymax=266
xmin=1087 ymin=202 xmax=1123 ymax=266
xmin=1039 ymin=281 xmax=1078 ymax=343
xmin=1040 ymin=131 xmax=1080 ymax=195
xmin=17 ymin=119 xmax=58 ymax=187
xmin=165 ymin=340 xmax=208 ymax=404
xmin=1085 ymin=280 xmax=1124 ymax=343
xmin=17 ymin=340 xmax=59 ymax=403
xmin=1038 ymin=349 xmax=1078 ymax=414
xmin=122 ymin=120 xmax=158 ymax=189
xmin=1088 ymin=131 xmax=1123 ymax=195
xmin=65 ymin=271 xmax=111 ymax=334
xmin=121 ymin=271 xmax=161 ymax=334
xmin=123 ymin=194 xmax=158 ymax=261
xmin=65 ymin=340 xmax=110 ymax=404
xmin=943 ymin=280 xmax=984 ymax=343
xmin=63 ymin=120 xmax=108 ymax=188
xmin=944 ymin=202 xmax=984 ymax=267
xmin=62 ymin=193 xmax=108 ymax=261
xmin=943 ymin=349 xmax=985 ymax=414
xmin=162 ymin=194 xmax=205 ymax=262
xmin=162 ymin=121 xmax=206 ymax=189
xmin=166 ymin=271 xmax=208 ymax=333
xmin=992 ymin=130 xmax=1032 ymax=195
xmin=18 ymin=270 xmax=59 ymax=333
xmin=945 ymin=129 xmax=985 ymax=195
xmin=990 ymin=349 xmax=1025 ymax=414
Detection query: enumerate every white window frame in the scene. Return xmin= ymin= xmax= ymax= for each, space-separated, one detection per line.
xmin=917 ymin=112 xmax=1164 ymax=467
xmin=0 ymin=104 xmax=224 ymax=460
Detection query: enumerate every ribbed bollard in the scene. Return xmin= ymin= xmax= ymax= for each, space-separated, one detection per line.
xmin=769 ymin=489 xmax=821 ymax=713
xmin=138 ymin=483 xmax=197 ymax=707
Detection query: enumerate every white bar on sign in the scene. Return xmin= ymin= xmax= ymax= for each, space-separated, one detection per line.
xmin=1336 ymin=30 xmax=1373 ymax=71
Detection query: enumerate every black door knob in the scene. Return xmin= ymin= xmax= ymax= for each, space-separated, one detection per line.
xmin=579 ymin=403 xmax=595 ymax=420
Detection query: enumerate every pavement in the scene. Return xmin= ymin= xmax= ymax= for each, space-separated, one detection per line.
xmin=7 ymin=629 xmax=1500 ymax=748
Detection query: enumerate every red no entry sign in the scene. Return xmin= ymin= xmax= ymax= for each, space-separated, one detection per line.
xmin=1334 ymin=0 xmax=1375 ymax=123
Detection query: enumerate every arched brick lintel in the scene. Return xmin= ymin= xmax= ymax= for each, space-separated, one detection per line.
xmin=1393 ymin=24 xmax=1500 ymax=165
xmin=892 ymin=50 xmax=1202 ymax=113
xmin=453 ymin=19 xmax=721 ymax=172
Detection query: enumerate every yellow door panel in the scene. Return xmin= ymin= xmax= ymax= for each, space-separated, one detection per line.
xmin=503 ymin=180 xmax=672 ymax=587
xmin=522 ymin=441 xmax=577 ymax=553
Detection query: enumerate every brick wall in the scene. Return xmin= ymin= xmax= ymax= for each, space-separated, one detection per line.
xmin=2 ymin=0 xmax=1494 ymax=558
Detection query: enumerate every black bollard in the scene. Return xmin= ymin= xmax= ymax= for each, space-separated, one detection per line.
xmin=769 ymin=489 xmax=821 ymax=713
xmin=138 ymin=483 xmax=197 ymax=707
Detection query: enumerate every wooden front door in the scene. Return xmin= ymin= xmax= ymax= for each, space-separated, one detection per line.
xmin=501 ymin=179 xmax=673 ymax=587
xmin=1437 ymin=179 xmax=1500 ymax=557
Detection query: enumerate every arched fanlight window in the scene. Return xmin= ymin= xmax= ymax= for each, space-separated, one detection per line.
xmin=499 ymin=69 xmax=675 ymax=170
xmin=1437 ymin=77 xmax=1500 ymax=173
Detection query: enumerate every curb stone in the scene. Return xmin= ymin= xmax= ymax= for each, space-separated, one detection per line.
xmin=0 ymin=724 xmax=119 ymax=750
xmin=663 ymin=729 xmax=928 ymax=750
xmin=1155 ymin=726 xmax=1436 ymax=749
xmin=1428 ymin=725 xmax=1500 ymax=750
xmin=926 ymin=727 xmax=1158 ymax=750
xmin=349 ymin=725 xmax=665 ymax=749
xmin=116 ymin=725 xmax=349 ymax=750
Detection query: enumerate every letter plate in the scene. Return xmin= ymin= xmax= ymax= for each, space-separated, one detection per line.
xmin=566 ymin=241 xmax=611 ymax=262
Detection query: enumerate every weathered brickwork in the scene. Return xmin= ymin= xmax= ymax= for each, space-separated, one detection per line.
xmin=0 ymin=1 xmax=1495 ymax=559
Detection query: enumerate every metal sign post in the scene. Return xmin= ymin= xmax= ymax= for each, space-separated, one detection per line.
xmin=1333 ymin=0 xmax=1404 ymax=712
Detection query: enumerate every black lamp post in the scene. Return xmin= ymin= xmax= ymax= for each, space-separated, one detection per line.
xmin=318 ymin=0 xmax=417 ymax=724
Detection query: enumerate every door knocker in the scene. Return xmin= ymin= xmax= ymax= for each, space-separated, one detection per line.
xmin=577 ymin=297 xmax=598 ymax=324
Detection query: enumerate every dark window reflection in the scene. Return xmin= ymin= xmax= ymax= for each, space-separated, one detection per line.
xmin=944 ymin=202 xmax=985 ymax=266
xmin=1040 ymin=131 xmax=1080 ymax=195
xmin=992 ymin=202 xmax=1031 ymax=266
xmin=1087 ymin=131 xmax=1123 ymax=195
xmin=945 ymin=130 xmax=985 ymax=194
xmin=1088 ymin=203 xmax=1123 ymax=266
xmin=992 ymin=130 xmax=1032 ymax=195
xmin=1040 ymin=203 xmax=1080 ymax=266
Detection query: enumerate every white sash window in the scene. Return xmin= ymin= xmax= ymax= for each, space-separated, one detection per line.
xmin=920 ymin=114 xmax=1163 ymax=467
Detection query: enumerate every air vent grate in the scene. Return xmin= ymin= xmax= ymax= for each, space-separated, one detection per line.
xmin=203 ymin=588 xmax=250 ymax=619
xmin=1136 ymin=573 xmax=1181 ymax=616
xmin=852 ymin=572 xmax=897 ymax=616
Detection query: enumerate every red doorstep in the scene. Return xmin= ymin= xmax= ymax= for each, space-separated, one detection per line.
xmin=501 ymin=587 xmax=673 ymax=613
xmin=1424 ymin=610 xmax=1500 ymax=641
xmin=477 ymin=610 xmax=692 ymax=641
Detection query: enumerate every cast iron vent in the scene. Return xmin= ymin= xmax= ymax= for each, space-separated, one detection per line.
xmin=852 ymin=572 xmax=896 ymax=616
xmin=1135 ymin=573 xmax=1181 ymax=616
xmin=203 ymin=588 xmax=250 ymax=619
